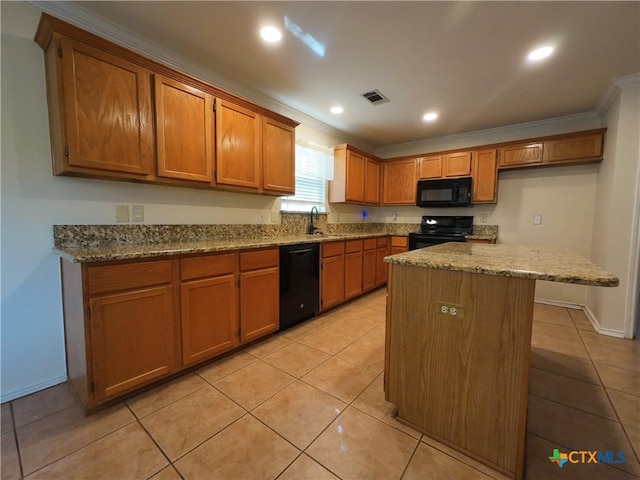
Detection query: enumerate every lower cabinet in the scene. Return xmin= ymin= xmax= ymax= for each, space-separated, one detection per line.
xmin=390 ymin=236 xmax=408 ymax=255
xmin=60 ymin=247 xmax=279 ymax=412
xmin=180 ymin=252 xmax=239 ymax=366
xmin=240 ymin=266 xmax=279 ymax=342
xmin=320 ymin=241 xmax=345 ymax=310
xmin=362 ymin=239 xmax=377 ymax=292
xmin=344 ymin=240 xmax=363 ymax=300
xmin=90 ymin=284 xmax=176 ymax=403
xmin=376 ymin=237 xmax=390 ymax=286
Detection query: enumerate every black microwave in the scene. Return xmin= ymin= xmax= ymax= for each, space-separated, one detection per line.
xmin=416 ymin=177 xmax=472 ymax=208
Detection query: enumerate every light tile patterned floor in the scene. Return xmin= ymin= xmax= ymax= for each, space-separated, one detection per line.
xmin=1 ymin=289 xmax=639 ymax=479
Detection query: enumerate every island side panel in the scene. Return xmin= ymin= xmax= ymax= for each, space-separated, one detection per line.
xmin=386 ymin=264 xmax=535 ymax=479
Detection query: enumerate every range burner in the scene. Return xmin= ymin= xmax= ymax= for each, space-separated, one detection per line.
xmin=408 ymin=216 xmax=473 ymax=250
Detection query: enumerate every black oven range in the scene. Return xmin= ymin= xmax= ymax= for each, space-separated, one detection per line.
xmin=408 ymin=215 xmax=474 ymax=251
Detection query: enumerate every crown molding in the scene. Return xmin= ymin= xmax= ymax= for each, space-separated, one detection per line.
xmin=374 ymin=111 xmax=604 ymax=158
xmin=597 ymin=73 xmax=640 ymax=116
xmin=27 ymin=1 xmax=372 ymax=150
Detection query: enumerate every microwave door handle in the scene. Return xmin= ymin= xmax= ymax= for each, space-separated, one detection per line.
xmin=452 ymin=185 xmax=459 ymax=201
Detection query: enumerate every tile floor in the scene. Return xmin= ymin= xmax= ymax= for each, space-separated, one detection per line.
xmin=1 ymin=289 xmax=639 ymax=479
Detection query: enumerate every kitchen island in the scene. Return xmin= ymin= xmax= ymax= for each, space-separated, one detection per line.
xmin=383 ymin=243 xmax=618 ymax=480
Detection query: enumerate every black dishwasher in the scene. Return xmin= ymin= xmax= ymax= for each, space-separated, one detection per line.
xmin=279 ymin=243 xmax=319 ymax=330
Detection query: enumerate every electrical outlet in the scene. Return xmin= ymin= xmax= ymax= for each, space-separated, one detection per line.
xmin=533 ymin=214 xmax=542 ymax=225
xmin=436 ymin=301 xmax=465 ymax=318
xmin=271 ymin=212 xmax=279 ymax=223
xmin=132 ymin=205 xmax=144 ymax=222
xmin=392 ymin=212 xmax=398 ymax=222
xmin=115 ymin=205 xmax=129 ymax=223
xmin=479 ymin=214 xmax=487 ymax=223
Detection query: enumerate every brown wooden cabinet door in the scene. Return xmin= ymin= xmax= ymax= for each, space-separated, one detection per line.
xmin=321 ymin=254 xmax=345 ymax=310
xmin=498 ymin=143 xmax=544 ymax=168
xmin=90 ymin=285 xmax=175 ymax=401
xmin=180 ymin=274 xmax=238 ymax=366
xmin=344 ymin=251 xmax=363 ymax=299
xmin=364 ymin=158 xmax=380 ymax=204
xmin=544 ymin=134 xmax=603 ymax=163
xmin=443 ymin=152 xmax=472 ymax=177
xmin=60 ymin=37 xmax=153 ymax=176
xmin=375 ymin=245 xmax=390 ymax=286
xmin=239 ymin=267 xmax=279 ymax=342
xmin=418 ymin=155 xmax=443 ymax=179
xmin=472 ymin=149 xmax=498 ymax=203
xmin=216 ymin=99 xmax=261 ymax=189
xmin=346 ymin=151 xmax=366 ymax=202
xmin=362 ymin=248 xmax=377 ymax=292
xmin=381 ymin=159 xmax=417 ymax=205
xmin=262 ymin=117 xmax=295 ymax=194
xmin=155 ymin=75 xmax=213 ymax=183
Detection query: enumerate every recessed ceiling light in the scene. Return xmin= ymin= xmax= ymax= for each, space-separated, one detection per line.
xmin=260 ymin=26 xmax=282 ymax=43
xmin=527 ymin=46 xmax=554 ymax=62
xmin=422 ymin=112 xmax=438 ymax=122
xmin=330 ymin=106 xmax=344 ymax=114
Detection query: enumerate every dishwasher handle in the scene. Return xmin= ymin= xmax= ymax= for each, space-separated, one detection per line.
xmin=289 ymin=248 xmax=314 ymax=255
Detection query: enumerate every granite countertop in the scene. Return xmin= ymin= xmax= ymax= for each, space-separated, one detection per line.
xmin=464 ymin=234 xmax=497 ymax=241
xmin=54 ymin=233 xmax=389 ymax=263
xmin=384 ymin=242 xmax=619 ymax=287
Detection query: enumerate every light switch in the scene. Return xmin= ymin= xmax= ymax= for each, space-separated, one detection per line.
xmin=115 ymin=204 xmax=129 ymax=223
xmin=533 ymin=214 xmax=542 ymax=225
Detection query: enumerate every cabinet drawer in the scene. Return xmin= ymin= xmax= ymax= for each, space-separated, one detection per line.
xmin=345 ymin=239 xmax=363 ymax=253
xmin=363 ymin=238 xmax=377 ymax=251
xmin=376 ymin=237 xmax=389 ymax=248
xmin=181 ymin=253 xmax=237 ymax=280
xmin=88 ymin=260 xmax=174 ymax=295
xmin=240 ymin=248 xmax=279 ymax=271
xmin=391 ymin=236 xmax=408 ymax=248
xmin=322 ymin=241 xmax=345 ymax=258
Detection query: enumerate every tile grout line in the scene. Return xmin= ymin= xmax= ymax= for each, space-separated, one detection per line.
xmin=528 ymin=364 xmax=601 ymax=386
xmin=9 ymin=402 xmax=25 ymax=480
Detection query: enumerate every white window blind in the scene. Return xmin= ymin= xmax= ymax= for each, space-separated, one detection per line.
xmin=281 ymin=141 xmax=332 ymax=213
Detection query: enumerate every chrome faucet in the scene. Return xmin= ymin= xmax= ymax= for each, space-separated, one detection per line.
xmin=308 ymin=206 xmax=320 ymax=234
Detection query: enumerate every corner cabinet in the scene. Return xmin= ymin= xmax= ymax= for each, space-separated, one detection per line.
xmin=35 ymin=14 xmax=297 ymax=196
xmin=381 ymin=159 xmax=417 ymax=205
xmin=60 ymin=247 xmax=279 ymax=412
xmin=329 ymin=145 xmax=380 ymax=205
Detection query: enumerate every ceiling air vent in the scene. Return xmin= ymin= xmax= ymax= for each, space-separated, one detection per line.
xmin=361 ymin=89 xmax=390 ymax=105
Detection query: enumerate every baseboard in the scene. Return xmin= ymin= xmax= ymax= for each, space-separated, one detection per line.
xmin=1 ymin=375 xmax=67 ymax=404
xmin=534 ymin=297 xmax=583 ymax=310
xmin=582 ymin=304 xmax=626 ymax=338
xmin=534 ymin=297 xmax=626 ymax=338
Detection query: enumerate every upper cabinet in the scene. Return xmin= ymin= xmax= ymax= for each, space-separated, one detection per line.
xmin=262 ymin=117 xmax=295 ymax=194
xmin=381 ymin=158 xmax=417 ymax=205
xmin=329 ymin=144 xmax=380 ymax=204
xmin=471 ymin=149 xmax=498 ymax=203
xmin=35 ymin=14 xmax=297 ymax=196
xmin=443 ymin=151 xmax=472 ymax=177
xmin=155 ymin=75 xmax=214 ymax=183
xmin=498 ymin=130 xmax=605 ymax=170
xmin=417 ymin=155 xmax=442 ymax=179
xmin=48 ymin=36 xmax=154 ymax=178
xmin=497 ymin=142 xmax=544 ymax=168
xmin=215 ymin=99 xmax=261 ymax=189
xmin=544 ymin=132 xmax=603 ymax=164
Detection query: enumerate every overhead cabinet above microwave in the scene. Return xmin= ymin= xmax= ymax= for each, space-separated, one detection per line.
xmin=34 ymin=14 xmax=297 ymax=197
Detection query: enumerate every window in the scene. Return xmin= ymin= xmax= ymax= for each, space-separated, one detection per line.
xmin=281 ymin=140 xmax=332 ymax=212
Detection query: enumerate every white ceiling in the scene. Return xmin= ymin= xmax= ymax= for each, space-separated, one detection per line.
xmin=75 ymin=1 xmax=639 ymax=148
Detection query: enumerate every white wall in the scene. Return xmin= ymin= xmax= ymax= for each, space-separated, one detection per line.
xmin=587 ymin=80 xmax=640 ymax=336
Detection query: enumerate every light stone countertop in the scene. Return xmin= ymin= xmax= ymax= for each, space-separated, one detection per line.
xmin=384 ymin=242 xmax=619 ymax=287
xmin=53 ymin=233 xmax=389 ymax=263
